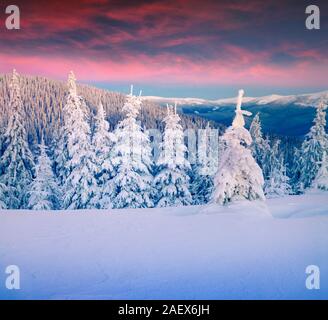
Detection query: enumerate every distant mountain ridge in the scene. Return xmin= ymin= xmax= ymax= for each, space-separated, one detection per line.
xmin=144 ymin=90 xmax=328 ymax=108
xmin=144 ymin=91 xmax=328 ymax=136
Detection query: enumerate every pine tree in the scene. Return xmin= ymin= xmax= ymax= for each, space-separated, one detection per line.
xmin=0 ymin=128 xmax=6 ymax=209
xmin=294 ymin=101 xmax=328 ymax=191
xmin=191 ymin=123 xmax=218 ymax=204
xmin=212 ymin=90 xmax=265 ymax=205
xmin=92 ymin=102 xmax=116 ymax=209
xmin=26 ymin=140 xmax=61 ymax=210
xmin=313 ymin=152 xmax=328 ymax=191
xmin=0 ymin=127 xmax=5 ymax=156
xmin=0 ymin=69 xmax=35 ymax=209
xmin=0 ymin=73 xmax=212 ymax=157
xmin=53 ymin=126 xmax=67 ymax=185
xmin=110 ymin=87 xmax=154 ymax=209
xmin=0 ymin=182 xmax=8 ymax=209
xmin=154 ymin=104 xmax=192 ymax=207
xmin=60 ymin=72 xmax=99 ymax=209
xmin=264 ymin=140 xmax=291 ymax=197
xmin=249 ymin=113 xmax=270 ymax=170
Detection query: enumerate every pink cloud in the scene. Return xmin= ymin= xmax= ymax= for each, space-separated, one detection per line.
xmin=1 ymin=0 xmax=327 ymax=90
xmin=1 ymin=50 xmax=327 ymax=89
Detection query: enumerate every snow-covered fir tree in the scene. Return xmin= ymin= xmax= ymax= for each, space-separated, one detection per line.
xmin=293 ymin=101 xmax=328 ymax=191
xmin=110 ymin=87 xmax=154 ymax=209
xmin=0 ymin=69 xmax=35 ymax=209
xmin=154 ymin=104 xmax=193 ymax=207
xmin=0 ymin=182 xmax=8 ymax=209
xmin=0 ymin=126 xmax=5 ymax=155
xmin=91 ymin=102 xmax=116 ymax=209
xmin=249 ymin=113 xmax=270 ymax=170
xmin=26 ymin=139 xmax=61 ymax=210
xmin=212 ymin=90 xmax=265 ymax=205
xmin=60 ymin=71 xmax=99 ymax=209
xmin=312 ymin=152 xmax=328 ymax=191
xmin=0 ymin=123 xmax=7 ymax=209
xmin=191 ymin=122 xmax=218 ymax=204
xmin=0 ymin=73 xmax=210 ymax=153
xmin=52 ymin=127 xmax=66 ymax=184
xmin=264 ymin=140 xmax=291 ymax=197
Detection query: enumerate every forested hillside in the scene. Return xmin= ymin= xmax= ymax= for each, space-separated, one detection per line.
xmin=0 ymin=72 xmax=327 ymax=210
xmin=0 ymin=74 xmax=220 ymax=146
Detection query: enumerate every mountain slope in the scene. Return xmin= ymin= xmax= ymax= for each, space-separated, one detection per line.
xmin=0 ymin=74 xmax=219 ymax=145
xmin=145 ymin=91 xmax=328 ymax=136
xmin=145 ymin=90 xmax=328 ymax=108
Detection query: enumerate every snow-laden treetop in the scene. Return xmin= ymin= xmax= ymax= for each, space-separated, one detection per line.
xmin=122 ymin=85 xmax=143 ymax=119
xmin=67 ymin=71 xmax=77 ymax=96
xmin=9 ymin=69 xmax=21 ymax=111
xmin=165 ymin=102 xmax=179 ymax=121
xmin=232 ymin=89 xmax=252 ymax=128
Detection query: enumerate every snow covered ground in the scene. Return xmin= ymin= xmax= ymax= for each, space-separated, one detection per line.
xmin=0 ymin=192 xmax=327 ymax=300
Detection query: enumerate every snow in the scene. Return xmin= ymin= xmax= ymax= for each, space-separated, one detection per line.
xmin=0 ymin=192 xmax=327 ymax=300
xmin=144 ymin=90 xmax=328 ymax=108
xmin=212 ymin=90 xmax=265 ymax=205
xmin=154 ymin=104 xmax=192 ymax=207
xmin=110 ymin=91 xmax=154 ymax=209
xmin=144 ymin=96 xmax=210 ymax=106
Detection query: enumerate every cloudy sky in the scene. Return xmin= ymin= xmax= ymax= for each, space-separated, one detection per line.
xmin=0 ymin=0 xmax=327 ymax=98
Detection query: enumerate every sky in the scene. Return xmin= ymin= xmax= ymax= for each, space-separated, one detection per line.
xmin=0 ymin=0 xmax=327 ymax=99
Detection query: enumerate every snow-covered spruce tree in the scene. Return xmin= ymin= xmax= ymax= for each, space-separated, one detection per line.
xmin=154 ymin=104 xmax=192 ymax=207
xmin=60 ymin=72 xmax=99 ymax=209
xmin=0 ymin=182 xmax=8 ymax=209
xmin=191 ymin=122 xmax=218 ymax=205
xmin=0 ymin=127 xmax=5 ymax=156
xmin=293 ymin=101 xmax=328 ymax=191
xmin=0 ymin=128 xmax=6 ymax=209
xmin=264 ymin=140 xmax=291 ymax=198
xmin=110 ymin=87 xmax=154 ymax=209
xmin=249 ymin=113 xmax=270 ymax=170
xmin=52 ymin=126 xmax=66 ymax=183
xmin=91 ymin=102 xmax=116 ymax=209
xmin=313 ymin=152 xmax=328 ymax=191
xmin=0 ymin=69 xmax=35 ymax=209
xmin=212 ymin=90 xmax=265 ymax=205
xmin=26 ymin=139 xmax=61 ymax=210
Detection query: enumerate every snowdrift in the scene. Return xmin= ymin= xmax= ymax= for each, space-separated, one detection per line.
xmin=0 ymin=192 xmax=327 ymax=300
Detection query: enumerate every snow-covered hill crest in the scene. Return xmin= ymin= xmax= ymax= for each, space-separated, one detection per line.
xmin=145 ymin=90 xmax=328 ymax=108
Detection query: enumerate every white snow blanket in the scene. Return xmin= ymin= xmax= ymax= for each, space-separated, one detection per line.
xmin=0 ymin=192 xmax=327 ymax=299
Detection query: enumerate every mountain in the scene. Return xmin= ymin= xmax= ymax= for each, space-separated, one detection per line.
xmin=0 ymin=74 xmax=219 ymax=146
xmin=145 ymin=90 xmax=328 ymax=108
xmin=145 ymin=91 xmax=328 ymax=136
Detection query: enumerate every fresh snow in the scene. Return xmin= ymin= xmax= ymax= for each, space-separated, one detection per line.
xmin=144 ymin=90 xmax=328 ymax=108
xmin=0 ymin=192 xmax=327 ymax=300
xmin=212 ymin=90 xmax=265 ymax=204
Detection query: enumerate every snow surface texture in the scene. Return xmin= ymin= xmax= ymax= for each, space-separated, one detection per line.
xmin=0 ymin=192 xmax=327 ymax=300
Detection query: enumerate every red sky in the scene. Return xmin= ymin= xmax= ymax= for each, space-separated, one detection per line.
xmin=0 ymin=0 xmax=327 ymax=98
